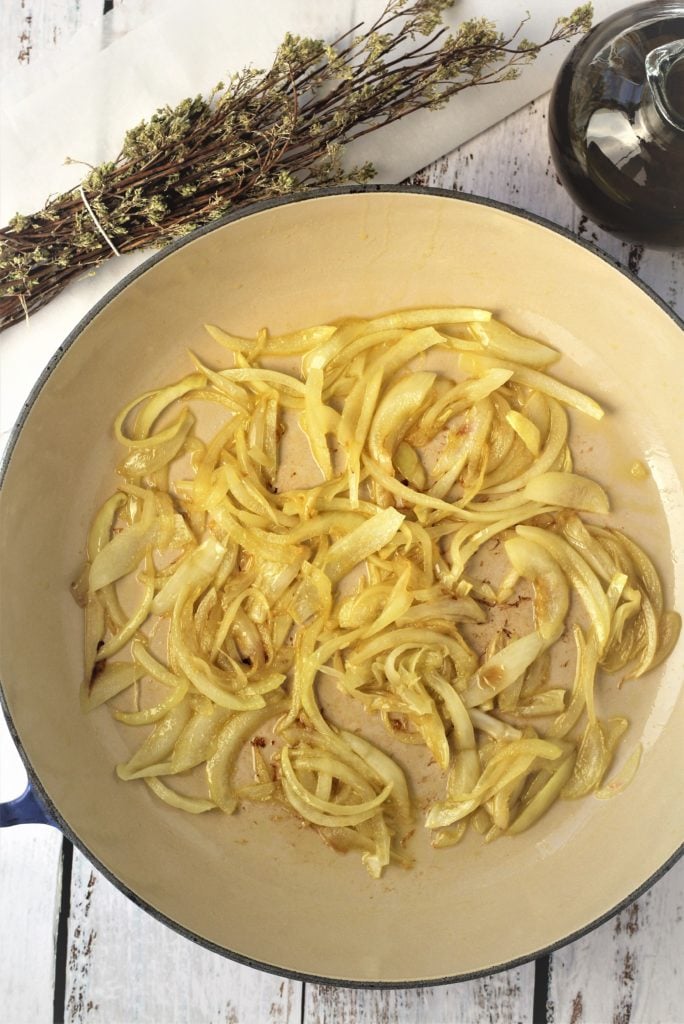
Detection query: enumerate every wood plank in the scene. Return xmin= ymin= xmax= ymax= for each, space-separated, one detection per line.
xmin=304 ymin=964 xmax=536 ymax=1024
xmin=547 ymin=858 xmax=684 ymax=1024
xmin=0 ymin=709 xmax=63 ymax=1024
xmin=64 ymin=847 xmax=303 ymax=1024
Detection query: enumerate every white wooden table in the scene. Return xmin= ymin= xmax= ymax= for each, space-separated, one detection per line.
xmin=1 ymin=3 xmax=683 ymax=1023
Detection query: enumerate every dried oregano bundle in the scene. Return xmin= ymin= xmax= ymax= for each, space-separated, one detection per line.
xmin=0 ymin=1 xmax=592 ymax=332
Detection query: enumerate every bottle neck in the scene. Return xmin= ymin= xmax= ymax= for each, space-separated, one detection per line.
xmin=644 ymin=39 xmax=684 ymax=135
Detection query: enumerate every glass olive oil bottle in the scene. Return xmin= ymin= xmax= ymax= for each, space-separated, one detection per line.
xmin=549 ymin=2 xmax=684 ymax=247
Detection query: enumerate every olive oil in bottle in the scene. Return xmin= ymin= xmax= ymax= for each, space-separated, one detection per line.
xmin=549 ymin=2 xmax=684 ymax=247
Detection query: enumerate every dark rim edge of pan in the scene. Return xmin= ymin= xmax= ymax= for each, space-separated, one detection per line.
xmin=0 ymin=184 xmax=682 ymax=989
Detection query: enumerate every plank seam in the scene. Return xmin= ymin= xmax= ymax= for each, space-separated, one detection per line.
xmin=52 ymin=838 xmax=74 ymax=1024
xmin=533 ymin=955 xmax=551 ymax=1024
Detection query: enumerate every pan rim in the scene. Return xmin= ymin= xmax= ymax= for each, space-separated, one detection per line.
xmin=0 ymin=183 xmax=682 ymax=988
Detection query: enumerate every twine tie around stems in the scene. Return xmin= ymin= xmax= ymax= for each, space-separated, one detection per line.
xmin=78 ymin=186 xmax=121 ymax=257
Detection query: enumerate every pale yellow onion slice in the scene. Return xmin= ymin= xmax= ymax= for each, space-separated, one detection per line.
xmin=481 ymin=395 xmax=518 ymax=475
xmin=207 ymin=700 xmax=287 ymax=813
xmin=595 ymin=744 xmax=642 ymax=800
xmin=131 ymin=640 xmax=181 ymax=687
xmin=170 ymin=593 xmax=272 ymax=711
xmin=459 ymin=352 xmax=604 ymax=420
xmin=424 ymin=673 xmax=476 ymax=752
xmin=397 ymin=596 xmax=486 ymax=625
xmin=560 ymin=515 xmax=622 ymax=582
xmin=365 ymin=307 xmax=491 ymax=331
xmin=625 ymin=595 xmax=659 ymax=680
xmin=468 ymin=709 xmax=522 ymax=741
xmin=171 ymin=705 xmax=229 ymax=773
xmin=375 ymin=653 xmax=449 ymax=769
xmin=339 ymin=568 xmax=414 ymax=636
xmin=205 ymin=322 xmax=336 ymax=357
xmin=547 ymin=626 xmax=595 ymax=739
xmin=482 ymin=398 xmax=568 ymax=494
xmin=190 ymin=419 xmax=246 ymax=507
xmin=324 ymin=507 xmax=404 ymax=584
xmin=214 ymin=366 xmax=306 ymax=397
xmin=113 ymin=373 xmax=206 ymax=445
xmin=338 ymin=367 xmax=383 ymax=449
xmin=95 ymin=557 xmax=155 ymax=661
xmin=365 ymin=326 xmax=464 ymax=382
xmin=490 ymin=770 xmax=531 ymax=831
xmin=516 ymin=689 xmax=567 ymax=716
xmin=339 ymin=367 xmax=384 ymax=508
xmin=294 ymin=750 xmax=348 ymax=803
xmin=430 ymin=398 xmax=494 ymax=504
xmin=364 ymin=456 xmax=548 ymax=525
xmin=450 ymin=503 xmax=554 ymax=579
xmin=368 ymin=372 xmax=436 ymax=473
xmin=288 ymin=750 xmax=380 ymax=810
xmin=348 ymin=626 xmax=477 ymax=679
xmin=463 ymin=738 xmax=565 ymax=799
xmin=359 ymin=814 xmax=392 ymax=879
xmin=210 ymin=503 xmax=304 ymax=564
xmin=252 ymin=558 xmax=306 ymax=617
xmin=116 ymin=702 xmax=193 ymax=781
xmin=89 ymin=495 xmax=156 ymax=591
xmin=303 ymin=320 xmax=371 ymax=373
xmin=290 ymin=563 xmax=333 ymax=626
xmin=462 ymin=632 xmax=547 ymax=708
xmin=507 ymin=753 xmax=575 ymax=833
xmin=415 ymin=369 xmax=513 ymax=444
xmin=600 ymin=528 xmax=664 ymax=618
xmin=648 ymin=611 xmax=682 ymax=672
xmin=220 ymin=458 xmax=292 ymax=526
xmin=118 ymin=409 xmax=194 ymax=477
xmin=562 ymin=721 xmax=607 ymax=799
xmin=113 ymin=676 xmax=190 ymax=726
xmin=504 ymin=535 xmax=569 ymax=642
xmin=563 ymin=716 xmax=627 ymax=801
xmin=426 ymin=739 xmax=563 ymax=828
xmin=326 ymin=329 xmax=410 ymax=376
xmin=86 ymin=493 xmax=128 ymax=561
xmin=468 ymin=320 xmax=559 ymax=368
xmin=522 ymin=471 xmax=609 ymax=514
xmin=81 ymin=661 xmax=143 ymax=712
xmin=425 ymin=672 xmax=480 ymax=800
xmin=280 ymin=746 xmax=393 ymax=827
xmin=152 ymin=536 xmax=226 ymax=615
xmin=336 ymin=584 xmax=393 ymax=629
xmin=302 ymin=366 xmax=334 ymax=479
xmin=187 ymin=354 xmax=253 ymax=412
xmin=83 ymin=592 xmax=105 ymax=685
xmin=339 ymin=729 xmax=413 ymax=834
xmin=515 ymin=525 xmax=612 ymax=652
xmin=282 ymin=626 xmax=365 ymax=734
xmin=506 ymin=410 xmax=541 ymax=456
xmin=144 ymin=777 xmax=216 ymax=814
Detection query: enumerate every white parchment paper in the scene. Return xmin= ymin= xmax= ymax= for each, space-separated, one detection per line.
xmin=0 ymin=0 xmax=626 ymax=435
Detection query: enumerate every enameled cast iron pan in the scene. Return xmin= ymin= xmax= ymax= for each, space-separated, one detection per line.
xmin=0 ymin=188 xmax=682 ymax=986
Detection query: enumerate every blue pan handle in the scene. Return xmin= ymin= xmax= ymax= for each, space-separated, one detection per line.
xmin=0 ymin=781 xmax=55 ymax=827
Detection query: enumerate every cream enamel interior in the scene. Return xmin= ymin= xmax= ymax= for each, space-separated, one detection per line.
xmin=0 ymin=191 xmax=682 ymax=984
